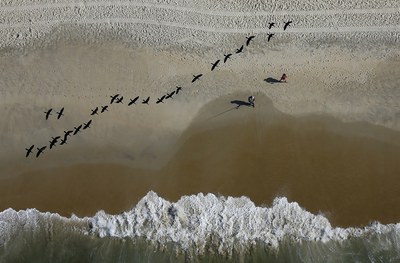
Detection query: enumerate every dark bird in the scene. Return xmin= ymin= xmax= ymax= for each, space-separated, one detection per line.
xmin=101 ymin=105 xmax=108 ymax=113
xmin=223 ymin=54 xmax=232 ymax=63
xmin=83 ymin=120 xmax=92 ymax=130
xmin=64 ymin=130 xmax=73 ymax=137
xmin=166 ymin=91 xmax=175 ymax=99
xmin=91 ymin=107 xmax=99 ymax=116
xmin=268 ymin=22 xmax=275 ymax=29
xmin=192 ymin=74 xmax=203 ymax=83
xmin=156 ymin=95 xmax=166 ymax=104
xmin=128 ymin=96 xmax=139 ymax=106
xmin=49 ymin=136 xmax=60 ymax=149
xmin=60 ymin=137 xmax=68 ymax=145
xmin=267 ymin=33 xmax=274 ymax=42
xmin=73 ymin=125 xmax=82 ymax=135
xmin=56 ymin=107 xmax=64 ymax=119
xmin=36 ymin=146 xmax=46 ymax=158
xmin=283 ymin=21 xmax=293 ymax=30
xmin=44 ymin=109 xmax=52 ymax=120
xmin=25 ymin=144 xmax=35 ymax=157
xmin=142 ymin=97 xmax=150 ymax=104
xmin=211 ymin=60 xmax=220 ymax=71
xmin=176 ymin=86 xmax=182 ymax=94
xmin=116 ymin=96 xmax=124 ymax=104
xmin=110 ymin=94 xmax=120 ymax=104
xmin=245 ymin=35 xmax=255 ymax=46
xmin=236 ymin=45 xmax=244 ymax=53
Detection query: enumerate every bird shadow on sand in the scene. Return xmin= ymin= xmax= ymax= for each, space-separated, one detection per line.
xmin=264 ymin=77 xmax=281 ymax=84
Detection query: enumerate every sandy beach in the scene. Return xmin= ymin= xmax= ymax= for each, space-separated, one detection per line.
xmin=0 ymin=0 xmax=399 ymax=232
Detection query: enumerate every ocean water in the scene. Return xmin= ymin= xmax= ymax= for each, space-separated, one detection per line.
xmin=1 ymin=191 xmax=400 ymax=263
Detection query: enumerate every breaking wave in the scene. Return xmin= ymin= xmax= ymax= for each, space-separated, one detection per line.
xmin=1 ymin=191 xmax=400 ymax=261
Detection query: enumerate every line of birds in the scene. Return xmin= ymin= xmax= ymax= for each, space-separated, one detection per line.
xmin=27 ymin=22 xmax=293 ymax=159
xmin=44 ymin=107 xmax=65 ymax=120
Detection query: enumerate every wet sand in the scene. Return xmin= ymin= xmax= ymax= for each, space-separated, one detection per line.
xmin=1 ymin=94 xmax=399 ymax=227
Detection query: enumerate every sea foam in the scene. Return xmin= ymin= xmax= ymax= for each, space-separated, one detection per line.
xmin=1 ymin=191 xmax=399 ymax=256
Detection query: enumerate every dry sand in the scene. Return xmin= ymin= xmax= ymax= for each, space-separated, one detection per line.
xmin=0 ymin=0 xmax=399 ymax=227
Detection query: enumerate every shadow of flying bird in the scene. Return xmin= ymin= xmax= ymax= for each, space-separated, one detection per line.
xmin=83 ymin=120 xmax=92 ymax=130
xmin=116 ymin=96 xmax=124 ymax=104
xmin=211 ymin=60 xmax=220 ymax=71
xmin=73 ymin=125 xmax=82 ymax=135
xmin=268 ymin=22 xmax=275 ymax=29
xmin=110 ymin=94 xmax=119 ymax=104
xmin=56 ymin=107 xmax=64 ymax=119
xmin=267 ymin=33 xmax=274 ymax=42
xmin=25 ymin=144 xmax=35 ymax=157
xmin=44 ymin=109 xmax=52 ymax=120
xmin=91 ymin=107 xmax=99 ymax=115
xmin=176 ymin=86 xmax=182 ymax=94
xmin=128 ymin=96 xmax=139 ymax=106
xmin=223 ymin=54 xmax=232 ymax=63
xmin=192 ymin=74 xmax=203 ymax=83
xmin=36 ymin=146 xmax=46 ymax=158
xmin=166 ymin=91 xmax=175 ymax=99
xmin=246 ymin=36 xmax=255 ymax=46
xmin=236 ymin=45 xmax=244 ymax=53
xmin=156 ymin=95 xmax=166 ymax=104
xmin=142 ymin=97 xmax=150 ymax=104
xmin=283 ymin=21 xmax=293 ymax=30
xmin=101 ymin=105 xmax=108 ymax=113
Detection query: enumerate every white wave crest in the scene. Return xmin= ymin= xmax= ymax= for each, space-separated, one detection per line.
xmin=0 ymin=208 xmax=88 ymax=247
xmin=89 ymin=191 xmax=400 ymax=255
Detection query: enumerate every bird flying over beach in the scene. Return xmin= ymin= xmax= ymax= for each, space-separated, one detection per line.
xmin=64 ymin=130 xmax=73 ymax=137
xmin=128 ymin=96 xmax=139 ymax=106
xmin=44 ymin=109 xmax=52 ymax=120
xmin=223 ymin=54 xmax=232 ymax=63
xmin=73 ymin=125 xmax=82 ymax=135
xmin=90 ymin=107 xmax=99 ymax=115
xmin=268 ymin=22 xmax=275 ymax=29
xmin=25 ymin=144 xmax=34 ymax=157
xmin=176 ymin=86 xmax=182 ymax=94
xmin=110 ymin=94 xmax=119 ymax=104
xmin=211 ymin=60 xmax=220 ymax=71
xmin=245 ymin=36 xmax=255 ymax=46
xmin=166 ymin=91 xmax=175 ymax=99
xmin=83 ymin=120 xmax=92 ymax=130
xmin=267 ymin=33 xmax=274 ymax=42
xmin=101 ymin=105 xmax=108 ymax=113
xmin=36 ymin=146 xmax=46 ymax=158
xmin=283 ymin=21 xmax=293 ymax=30
xmin=49 ymin=138 xmax=58 ymax=149
xmin=56 ymin=107 xmax=64 ymax=119
xmin=116 ymin=96 xmax=124 ymax=104
xmin=142 ymin=97 xmax=150 ymax=104
xmin=156 ymin=95 xmax=166 ymax=104
xmin=60 ymin=137 xmax=68 ymax=145
xmin=236 ymin=45 xmax=244 ymax=53
xmin=192 ymin=74 xmax=203 ymax=83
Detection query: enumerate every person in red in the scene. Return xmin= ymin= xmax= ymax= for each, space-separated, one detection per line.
xmin=280 ymin=73 xmax=287 ymax=83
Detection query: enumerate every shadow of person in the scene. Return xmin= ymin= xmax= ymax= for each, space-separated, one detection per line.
xmin=230 ymin=100 xmax=252 ymax=109
xmin=264 ymin=77 xmax=281 ymax=84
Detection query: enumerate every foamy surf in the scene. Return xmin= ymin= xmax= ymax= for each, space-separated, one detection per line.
xmin=1 ymin=192 xmax=400 ymax=261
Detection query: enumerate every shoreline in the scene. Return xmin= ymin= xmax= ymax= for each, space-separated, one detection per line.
xmin=1 ymin=93 xmax=399 ymax=228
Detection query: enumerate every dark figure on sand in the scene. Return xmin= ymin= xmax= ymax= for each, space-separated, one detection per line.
xmin=280 ymin=73 xmax=287 ymax=83
xmin=25 ymin=144 xmax=35 ymax=157
xmin=56 ymin=107 xmax=64 ymax=119
xmin=245 ymin=36 xmax=255 ymax=46
xmin=283 ymin=21 xmax=293 ymax=30
xmin=248 ymin=96 xmax=255 ymax=108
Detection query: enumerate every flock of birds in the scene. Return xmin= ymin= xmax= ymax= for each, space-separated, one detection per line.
xmin=25 ymin=21 xmax=293 ymax=158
